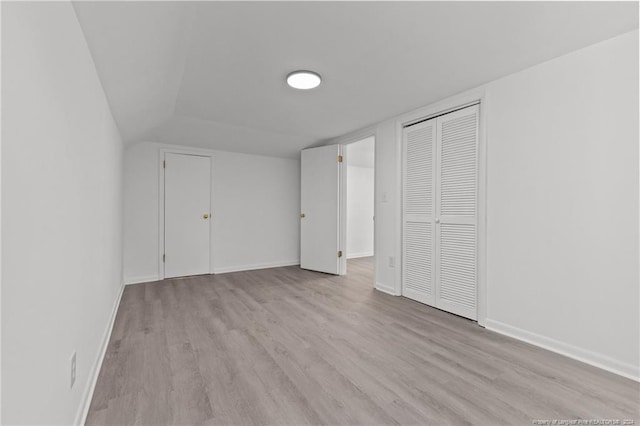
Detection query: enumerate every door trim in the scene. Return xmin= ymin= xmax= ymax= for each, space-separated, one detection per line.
xmin=396 ymin=89 xmax=488 ymax=326
xmin=338 ymin=144 xmax=346 ymax=275
xmin=158 ymin=147 xmax=215 ymax=280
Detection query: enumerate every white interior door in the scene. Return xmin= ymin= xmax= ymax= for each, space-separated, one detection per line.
xmin=402 ymin=119 xmax=437 ymax=306
xmin=300 ymin=145 xmax=341 ymax=275
xmin=402 ymin=104 xmax=479 ymax=320
xmin=164 ymin=153 xmax=211 ymax=279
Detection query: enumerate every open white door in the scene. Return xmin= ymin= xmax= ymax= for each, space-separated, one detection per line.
xmin=300 ymin=145 xmax=342 ymax=275
xmin=164 ymin=153 xmax=211 ymax=279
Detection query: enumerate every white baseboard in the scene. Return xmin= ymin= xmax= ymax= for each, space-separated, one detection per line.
xmin=375 ymin=282 xmax=399 ymax=296
xmin=74 ymin=280 xmax=125 ymax=426
xmin=124 ymin=275 xmax=160 ymax=285
xmin=346 ymin=252 xmax=374 ymax=259
xmin=125 ymin=261 xmax=301 ymax=282
xmin=485 ymin=319 xmax=639 ymax=382
xmin=213 ymin=260 xmax=300 ymax=274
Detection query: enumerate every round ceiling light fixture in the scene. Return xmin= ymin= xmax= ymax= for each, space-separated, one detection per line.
xmin=286 ymin=70 xmax=322 ymax=90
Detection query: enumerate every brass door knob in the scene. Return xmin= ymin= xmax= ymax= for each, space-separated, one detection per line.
xmin=300 ymin=213 xmax=306 ymax=218
xmin=203 ymin=214 xmax=209 ymax=219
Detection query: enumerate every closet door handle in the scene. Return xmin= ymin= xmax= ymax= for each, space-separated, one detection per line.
xmin=435 ymin=218 xmax=441 ymax=224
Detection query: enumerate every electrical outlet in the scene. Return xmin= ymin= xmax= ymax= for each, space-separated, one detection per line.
xmin=388 ymin=256 xmax=395 ymax=268
xmin=70 ymin=352 xmax=76 ymax=389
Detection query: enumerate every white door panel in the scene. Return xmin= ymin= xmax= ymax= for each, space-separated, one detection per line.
xmin=164 ymin=153 xmax=211 ymax=278
xmin=436 ymin=106 xmax=478 ymax=320
xmin=300 ymin=145 xmax=341 ymax=275
xmin=402 ymin=119 xmax=436 ymax=305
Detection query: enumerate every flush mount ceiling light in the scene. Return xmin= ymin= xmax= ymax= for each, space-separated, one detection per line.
xmin=286 ymin=70 xmax=322 ymax=90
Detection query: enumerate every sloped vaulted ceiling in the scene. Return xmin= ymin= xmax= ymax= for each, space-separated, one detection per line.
xmin=73 ymin=1 xmax=638 ymax=158
xmin=74 ymin=2 xmax=195 ymax=143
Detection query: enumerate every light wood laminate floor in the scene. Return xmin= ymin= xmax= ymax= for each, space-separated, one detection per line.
xmin=87 ymin=258 xmax=639 ymax=425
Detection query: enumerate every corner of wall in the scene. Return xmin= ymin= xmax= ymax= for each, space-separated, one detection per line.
xmin=375 ymin=283 xmax=399 ymax=296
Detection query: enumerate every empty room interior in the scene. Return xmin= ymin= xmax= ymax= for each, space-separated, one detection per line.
xmin=2 ymin=1 xmax=639 ymax=425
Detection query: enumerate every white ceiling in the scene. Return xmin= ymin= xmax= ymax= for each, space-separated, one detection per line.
xmin=73 ymin=1 xmax=638 ymax=158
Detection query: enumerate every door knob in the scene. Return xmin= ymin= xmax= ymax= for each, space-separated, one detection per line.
xmin=203 ymin=214 xmax=209 ymax=219
xmin=435 ymin=218 xmax=440 ymax=224
xmin=300 ymin=213 xmax=306 ymax=218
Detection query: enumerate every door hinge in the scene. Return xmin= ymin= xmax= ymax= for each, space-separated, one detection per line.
xmin=163 ymin=160 xmax=166 ymax=169
xmin=338 ymin=250 xmax=343 ymax=258
xmin=338 ymin=155 xmax=343 ymax=163
xmin=163 ymin=254 xmax=165 ymax=262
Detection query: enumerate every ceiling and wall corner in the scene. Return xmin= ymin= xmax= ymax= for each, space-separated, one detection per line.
xmin=72 ymin=1 xmax=638 ymax=158
xmin=72 ymin=1 xmax=197 ymax=142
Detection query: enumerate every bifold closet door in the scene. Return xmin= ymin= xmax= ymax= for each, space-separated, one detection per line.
xmin=436 ymin=106 xmax=478 ymax=320
xmin=402 ymin=104 xmax=479 ymax=321
xmin=402 ymin=119 xmax=437 ymax=306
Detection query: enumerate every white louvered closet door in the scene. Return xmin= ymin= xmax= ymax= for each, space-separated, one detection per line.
xmin=402 ymin=119 xmax=437 ymax=306
xmin=402 ymin=104 xmax=479 ymax=321
xmin=436 ymin=105 xmax=478 ymax=320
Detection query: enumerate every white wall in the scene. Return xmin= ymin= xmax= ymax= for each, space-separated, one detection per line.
xmin=2 ymin=2 xmax=124 ymax=425
xmin=124 ymin=142 xmax=300 ymax=282
xmin=331 ymin=30 xmax=639 ymax=379
xmin=346 ymin=139 xmax=374 ymax=258
xmin=346 ymin=166 xmax=374 ymax=258
xmin=482 ymin=30 xmax=639 ymax=379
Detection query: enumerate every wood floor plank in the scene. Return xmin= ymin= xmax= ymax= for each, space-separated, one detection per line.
xmin=87 ymin=258 xmax=639 ymax=425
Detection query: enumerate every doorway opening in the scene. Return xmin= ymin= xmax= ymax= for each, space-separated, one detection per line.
xmin=340 ymin=136 xmax=375 ymax=276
